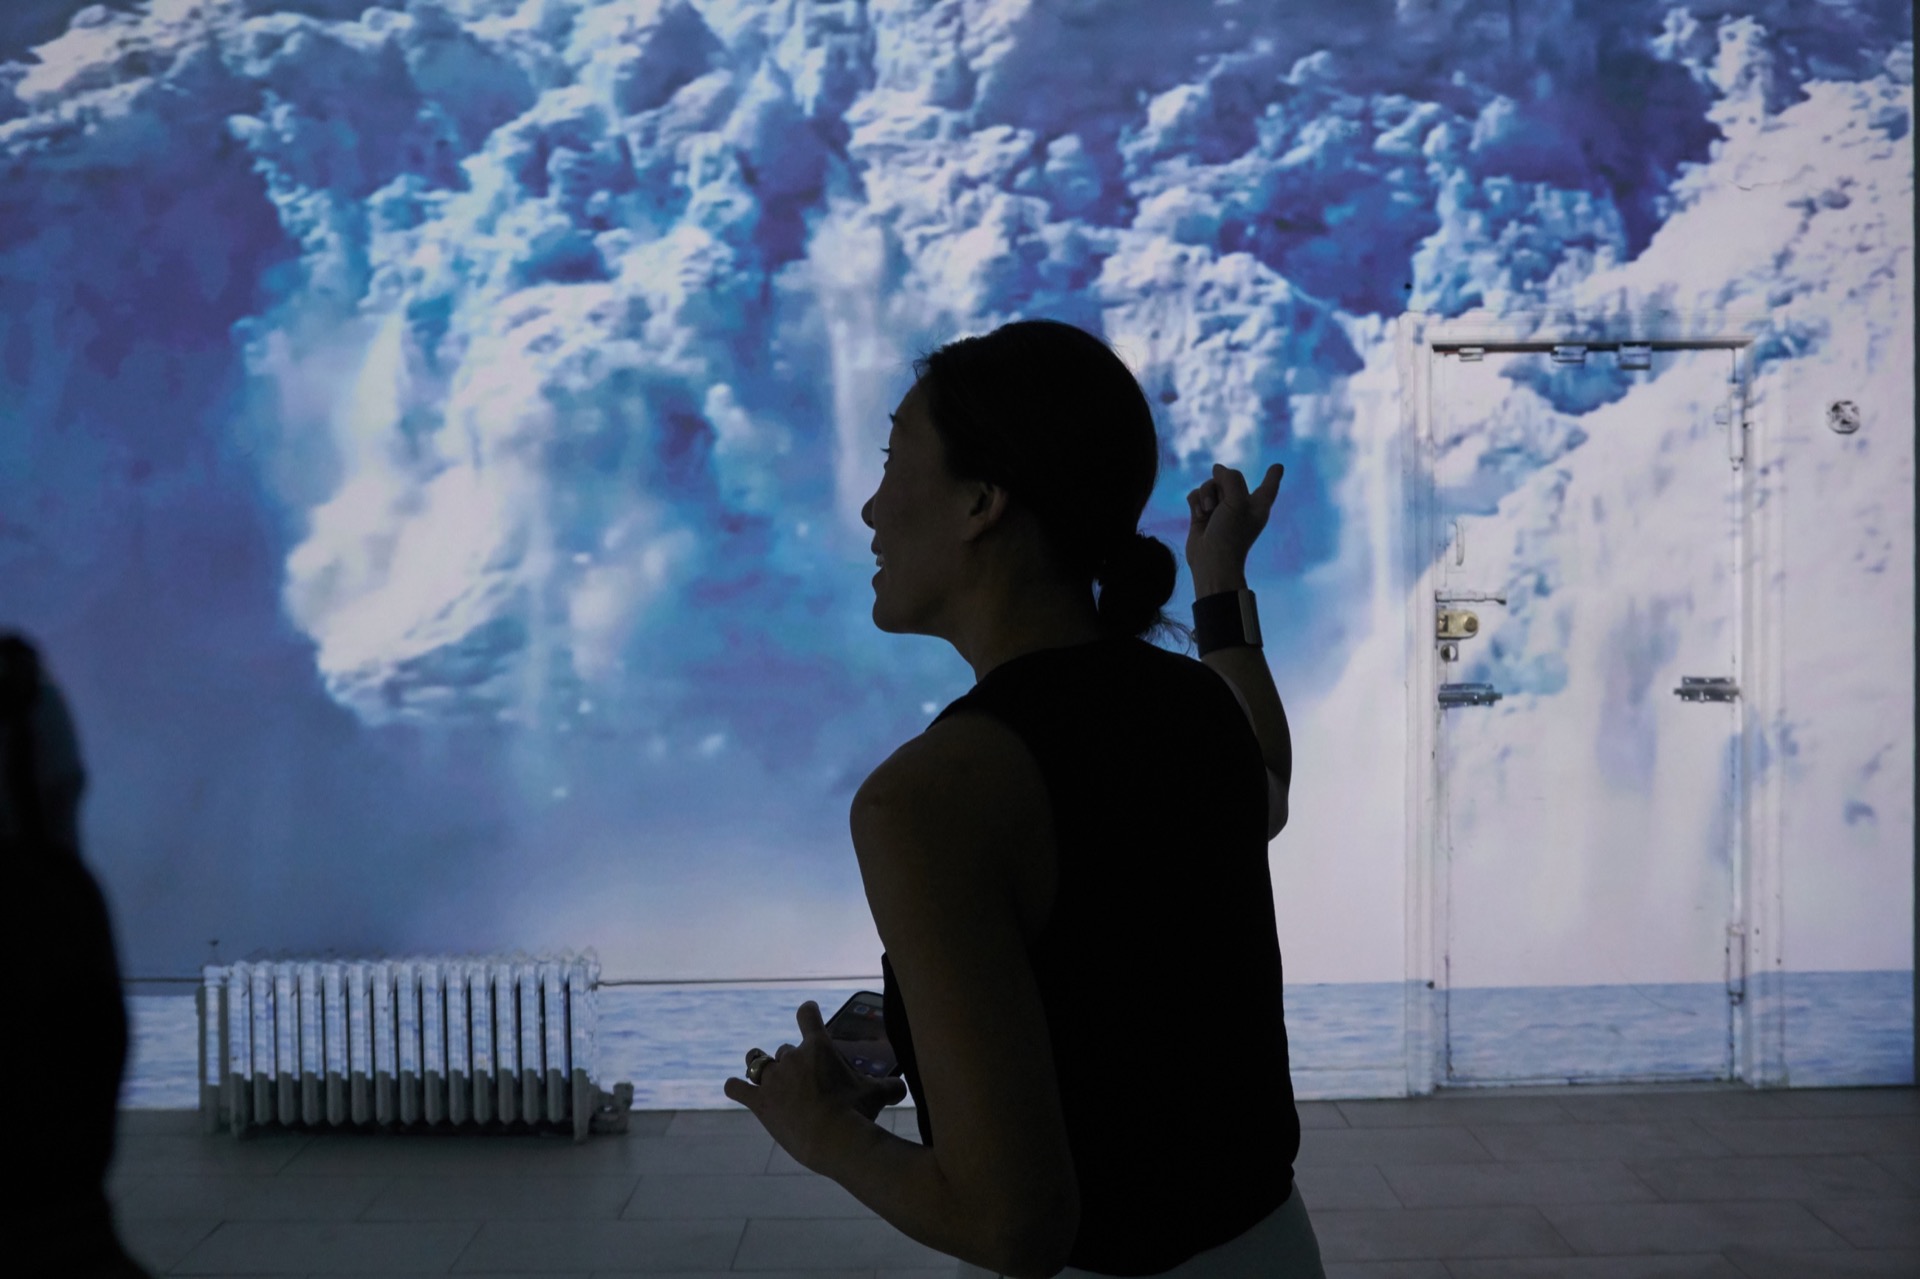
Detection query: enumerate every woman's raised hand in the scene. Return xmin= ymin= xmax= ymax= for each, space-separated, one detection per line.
xmin=1185 ymin=462 xmax=1284 ymax=584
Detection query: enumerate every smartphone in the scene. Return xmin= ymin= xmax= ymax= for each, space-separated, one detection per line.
xmin=824 ymin=990 xmax=904 ymax=1080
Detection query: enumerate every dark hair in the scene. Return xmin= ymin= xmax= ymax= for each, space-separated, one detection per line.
xmin=0 ymin=632 xmax=48 ymax=853
xmin=911 ymin=319 xmax=1195 ymax=652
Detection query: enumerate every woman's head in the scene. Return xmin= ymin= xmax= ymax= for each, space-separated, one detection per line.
xmin=0 ymin=632 xmax=86 ymax=858
xmin=861 ymin=319 xmax=1193 ymax=675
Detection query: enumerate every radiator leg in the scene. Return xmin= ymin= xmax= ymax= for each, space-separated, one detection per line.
xmin=547 ymin=1067 xmax=565 ymax=1126
xmin=449 ymin=1071 xmax=469 ymax=1126
xmin=521 ymin=1068 xmax=541 ymax=1125
xmin=351 ymin=1070 xmax=370 ymax=1126
xmin=278 ymin=1069 xmax=297 ymax=1126
xmin=326 ymin=1070 xmax=346 ymax=1127
xmin=253 ymin=1071 xmax=273 ymax=1127
xmin=230 ymin=1069 xmax=250 ymax=1136
xmin=217 ymin=984 xmax=232 ymax=1135
xmin=399 ymin=1069 xmax=418 ymax=1126
xmin=198 ymin=987 xmax=219 ymax=1136
xmin=302 ymin=1073 xmax=321 ymax=1127
xmin=572 ymin=1068 xmax=591 ymax=1143
xmin=424 ymin=1070 xmax=445 ymax=1126
xmin=376 ymin=1068 xmax=395 ymax=1127
xmin=497 ymin=1067 xmax=516 ymax=1125
xmin=474 ymin=1070 xmax=493 ymax=1126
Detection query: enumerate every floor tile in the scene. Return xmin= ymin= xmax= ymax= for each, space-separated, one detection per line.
xmin=1308 ymin=1206 xmax=1572 ymax=1262
xmin=1300 ymin=1100 xmax=1352 ymax=1129
xmin=95 ymin=1091 xmax=1917 ymax=1278
xmin=1692 ymin=1117 xmax=1920 ymax=1158
xmin=1801 ymin=1199 xmax=1920 ymax=1250
xmin=1779 ymin=1089 xmax=1920 ymax=1119
xmin=171 ymin=1221 xmax=481 ymax=1273
xmin=1867 ymin=1153 xmax=1920 ymax=1192
xmin=448 ymin=1219 xmax=747 ymax=1271
xmin=1624 ymin=1154 xmax=1909 ymax=1201
xmin=659 ymin=1108 xmax=766 ymax=1137
xmin=591 ymin=1259 xmax=879 ymax=1267
xmin=621 ymin=1171 xmax=877 ymax=1220
xmin=109 ymin=1165 xmax=150 ymax=1202
xmin=1722 ymin=1247 xmax=1920 ymax=1278
xmin=362 ymin=1174 xmax=641 ymax=1221
xmin=1293 ymin=1164 xmax=1405 ymax=1210
xmin=602 ymin=1112 xmax=677 ymax=1136
xmin=1446 ymin=1258 xmax=1746 ymax=1277
xmin=283 ymin=1132 xmax=772 ymax=1179
xmin=732 ymin=1217 xmax=967 ymax=1271
xmin=1297 ymin=1126 xmax=1499 ymax=1167
xmin=121 ymin=1109 xmax=213 ymax=1136
xmin=117 ymin=1214 xmax=223 ymax=1273
xmin=1321 ymin=1263 xmax=1452 ymax=1279
xmin=1469 ymin=1122 xmax=1732 ymax=1162
xmin=1379 ymin=1159 xmax=1659 ymax=1207
xmin=112 ymin=1131 xmax=313 ymax=1177
xmin=571 ymin=1132 xmax=781 ymax=1177
xmin=1536 ymin=1201 xmax=1850 ymax=1255
xmin=1548 ymin=1093 xmax=1805 ymax=1125
xmin=113 ymin=1174 xmax=390 ymax=1222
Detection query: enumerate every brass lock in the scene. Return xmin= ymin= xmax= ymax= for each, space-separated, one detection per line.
xmin=1437 ymin=609 xmax=1480 ymax=641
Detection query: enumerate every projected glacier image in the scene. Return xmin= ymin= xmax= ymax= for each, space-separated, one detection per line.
xmin=1 ymin=0 xmax=1911 ymax=1107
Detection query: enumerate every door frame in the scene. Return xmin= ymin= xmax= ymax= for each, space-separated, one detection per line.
xmin=1396 ymin=309 xmax=1790 ymax=1094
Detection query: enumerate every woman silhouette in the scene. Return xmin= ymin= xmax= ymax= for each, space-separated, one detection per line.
xmin=2 ymin=631 xmax=153 ymax=1277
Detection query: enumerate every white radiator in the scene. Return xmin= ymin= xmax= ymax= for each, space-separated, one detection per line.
xmin=196 ymin=955 xmax=628 ymax=1141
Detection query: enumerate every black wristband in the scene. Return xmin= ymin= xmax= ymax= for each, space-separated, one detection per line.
xmin=1192 ymin=588 xmax=1262 ymax=656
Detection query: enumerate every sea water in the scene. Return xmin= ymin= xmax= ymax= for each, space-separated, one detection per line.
xmin=119 ymin=972 xmax=1913 ymax=1110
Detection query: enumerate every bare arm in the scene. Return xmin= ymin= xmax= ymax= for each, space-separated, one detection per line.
xmin=1195 ymin=569 xmax=1292 ymax=835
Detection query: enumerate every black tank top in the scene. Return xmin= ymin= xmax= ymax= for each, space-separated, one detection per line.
xmin=881 ymin=634 xmax=1300 ymax=1275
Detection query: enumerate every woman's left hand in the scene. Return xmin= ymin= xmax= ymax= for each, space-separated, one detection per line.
xmin=724 ymin=1000 xmax=904 ymax=1172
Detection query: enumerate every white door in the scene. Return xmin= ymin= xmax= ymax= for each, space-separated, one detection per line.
xmin=1432 ymin=342 xmax=1746 ymax=1085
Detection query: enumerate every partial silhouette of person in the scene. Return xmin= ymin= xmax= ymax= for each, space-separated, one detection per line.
xmin=1 ymin=631 xmax=154 ymax=1277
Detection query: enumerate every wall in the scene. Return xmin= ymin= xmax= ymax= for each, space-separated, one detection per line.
xmin=0 ymin=0 xmax=1909 ymax=1104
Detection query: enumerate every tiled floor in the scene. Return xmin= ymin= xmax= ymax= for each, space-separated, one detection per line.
xmin=106 ymin=1083 xmax=1917 ymax=1278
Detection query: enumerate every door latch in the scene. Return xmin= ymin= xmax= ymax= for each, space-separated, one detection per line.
xmin=1674 ymin=677 xmax=1739 ymax=703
